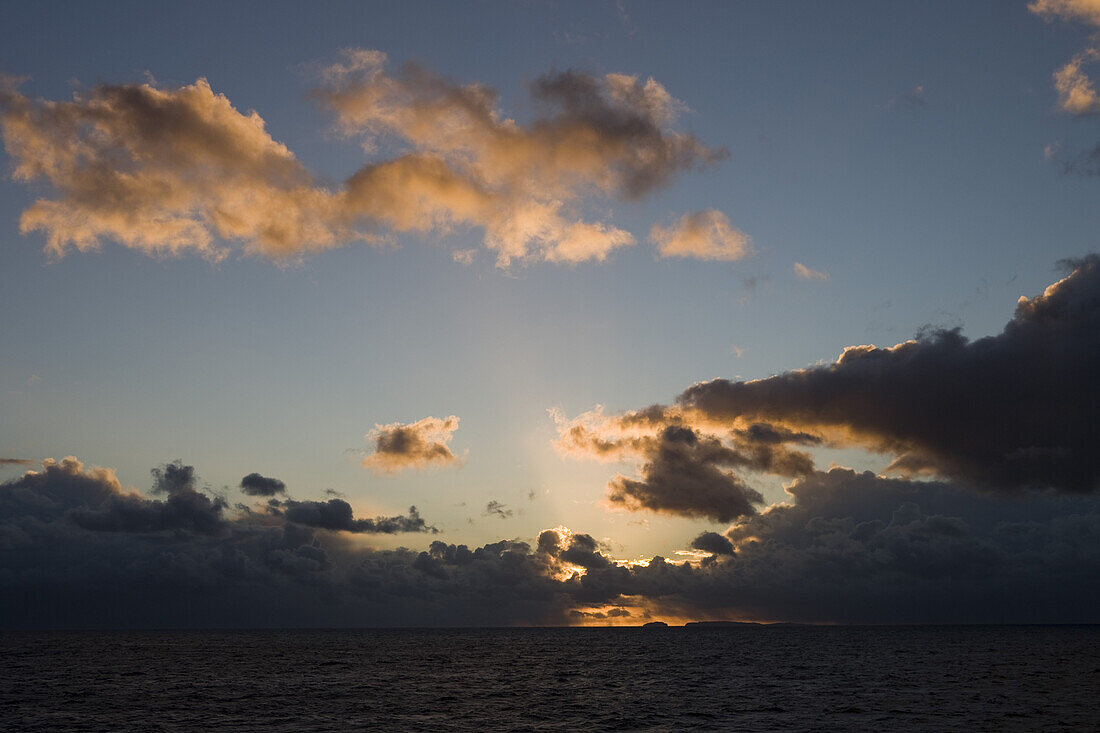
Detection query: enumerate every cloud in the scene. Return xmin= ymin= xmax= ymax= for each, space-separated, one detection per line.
xmin=363 ymin=415 xmax=462 ymax=473
xmin=664 ymin=468 xmax=1100 ymax=624
xmin=793 ymin=262 xmax=828 ymax=281
xmin=151 ymin=460 xmax=198 ymax=495
xmin=318 ymin=52 xmax=725 ymax=266
xmin=557 ymin=254 xmax=1100 ymax=525
xmin=239 ymin=473 xmax=287 ymax=497
xmin=649 ymin=209 xmax=752 ymax=261
xmin=1 ymin=53 xmax=723 ymax=266
xmin=0 ymin=77 xmax=349 ymax=260
xmin=1031 ymin=2 xmax=1100 ymax=115
xmin=606 ymin=426 xmax=766 ymax=523
xmin=1030 ymin=0 xmax=1100 ymax=27
xmin=0 ymin=457 xmax=227 ymax=536
xmin=1 ymin=457 xmax=1098 ymax=626
xmin=1054 ymin=50 xmax=1100 ymax=115
xmin=680 ymin=256 xmax=1100 ymax=494
xmin=0 ymin=458 xmax=36 ymax=467
xmin=483 ymin=500 xmax=513 ymax=519
xmin=552 ymin=407 xmax=815 ymax=522
xmin=553 ymin=255 xmax=1100 ymax=529
xmin=279 ymin=499 xmax=435 ymax=534
xmin=690 ymin=531 xmax=735 ymax=556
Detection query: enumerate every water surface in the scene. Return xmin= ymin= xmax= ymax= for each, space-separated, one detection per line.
xmin=3 ymin=626 xmax=1098 ymax=731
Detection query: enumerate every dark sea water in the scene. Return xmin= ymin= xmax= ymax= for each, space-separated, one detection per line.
xmin=2 ymin=626 xmax=1098 ymax=731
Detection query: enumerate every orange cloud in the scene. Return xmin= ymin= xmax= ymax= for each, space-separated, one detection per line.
xmin=0 ymin=77 xmax=351 ymax=260
xmin=649 ymin=209 xmax=752 ymax=261
xmin=317 ymin=50 xmax=724 ymax=265
xmin=1030 ymin=0 xmax=1100 ymax=26
xmin=1054 ymin=49 xmax=1100 ymax=115
xmin=1 ymin=52 xmax=724 ymax=266
xmin=363 ymin=415 xmax=462 ymax=473
xmin=1031 ymin=0 xmax=1100 ymax=115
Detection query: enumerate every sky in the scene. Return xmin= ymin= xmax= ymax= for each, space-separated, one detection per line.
xmin=1 ymin=0 xmax=1099 ymax=627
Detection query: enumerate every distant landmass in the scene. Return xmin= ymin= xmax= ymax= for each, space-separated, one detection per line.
xmin=638 ymin=621 xmax=811 ymax=629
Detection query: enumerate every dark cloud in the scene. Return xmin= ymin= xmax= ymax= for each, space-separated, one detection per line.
xmin=483 ymin=500 xmax=513 ymax=519
xmin=607 ymin=426 xmax=766 ymax=523
xmin=239 ymin=473 xmax=287 ymax=497
xmin=526 ymin=69 xmax=725 ymax=198
xmin=555 ymin=407 xmax=819 ymax=523
xmin=679 ymin=256 xmax=1100 ymax=494
xmin=559 ymin=469 xmax=1100 ymax=624
xmin=556 ymin=257 xmax=1100 ymax=528
xmin=0 ymin=457 xmax=129 ymax=525
xmin=558 ymin=533 xmax=611 ymax=570
xmin=151 ymin=460 xmax=198 ymax=495
xmin=1 ymin=457 xmax=1099 ymax=627
xmin=736 ymin=423 xmax=821 ymax=446
xmin=70 ymin=488 xmax=227 ymax=535
xmin=690 ymin=531 xmax=735 ymax=556
xmin=0 ymin=458 xmax=36 ymax=467
xmin=688 ymin=469 xmax=1100 ymax=623
xmin=281 ymin=499 xmax=436 ymax=534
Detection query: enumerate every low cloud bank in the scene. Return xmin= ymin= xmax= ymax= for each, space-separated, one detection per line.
xmin=1 ymin=456 xmax=1097 ymax=627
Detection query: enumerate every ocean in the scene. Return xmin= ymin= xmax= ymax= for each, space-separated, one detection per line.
xmin=3 ymin=626 xmax=1098 ymax=731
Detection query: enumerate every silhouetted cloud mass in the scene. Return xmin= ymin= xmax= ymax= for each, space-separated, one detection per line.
xmin=240 ymin=473 xmax=287 ymax=496
xmin=552 ymin=408 xmax=816 ymax=522
xmin=606 ymin=426 xmax=767 ymax=523
xmin=681 ymin=256 xmax=1100 ymax=494
xmin=0 ymin=455 xmax=1097 ymax=627
xmin=555 ymin=256 xmax=1100 ymax=528
xmin=281 ymin=499 xmax=435 ymax=534
xmin=690 ymin=531 xmax=735 ymax=556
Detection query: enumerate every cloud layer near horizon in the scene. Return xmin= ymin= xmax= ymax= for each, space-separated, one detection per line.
xmin=0 ymin=51 xmax=734 ymax=265
xmin=1 ymin=456 xmax=1097 ymax=628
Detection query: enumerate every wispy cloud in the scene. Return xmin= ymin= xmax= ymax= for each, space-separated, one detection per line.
xmin=483 ymin=500 xmax=513 ymax=519
xmin=793 ymin=262 xmax=828 ymax=281
xmin=885 ymin=85 xmax=928 ymax=112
